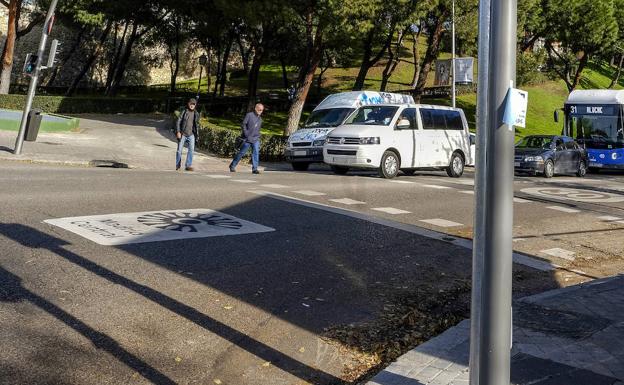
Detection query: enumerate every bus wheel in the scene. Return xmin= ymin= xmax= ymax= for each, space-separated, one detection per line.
xmin=446 ymin=152 xmax=465 ymax=178
xmin=543 ymin=159 xmax=554 ymax=178
xmin=379 ymin=151 xmax=400 ymax=179
xmin=576 ymin=161 xmax=587 ymax=177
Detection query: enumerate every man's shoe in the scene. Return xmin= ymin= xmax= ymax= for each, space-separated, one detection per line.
xmin=176 ymin=166 xmax=180 ymax=171
xmin=229 ymin=165 xmax=236 ymax=172
xmin=252 ymin=170 xmax=260 ymax=175
xmin=185 ymin=167 xmax=194 ymax=171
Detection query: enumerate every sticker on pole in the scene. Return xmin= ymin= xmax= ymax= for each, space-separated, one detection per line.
xmin=44 ymin=209 xmax=275 ymax=245
xmin=502 ymin=87 xmax=528 ymax=128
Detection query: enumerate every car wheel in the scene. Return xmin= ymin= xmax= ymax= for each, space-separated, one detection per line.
xmin=543 ymin=159 xmax=554 ymax=178
xmin=446 ymin=151 xmax=465 ymax=178
xmin=331 ymin=165 xmax=349 ymax=175
xmin=379 ymin=151 xmax=400 ymax=179
xmin=291 ymin=162 xmax=310 ymax=171
xmin=576 ymin=161 xmax=587 ymax=177
xmin=402 ymin=169 xmax=416 ymax=176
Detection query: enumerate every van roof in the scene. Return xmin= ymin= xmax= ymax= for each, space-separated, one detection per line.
xmin=567 ymin=89 xmax=624 ymax=104
xmin=350 ymin=102 xmax=463 ymax=111
xmin=314 ymin=91 xmax=414 ymax=111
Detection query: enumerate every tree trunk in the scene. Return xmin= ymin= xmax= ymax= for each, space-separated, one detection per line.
xmin=280 ymin=57 xmax=289 ymax=89
xmin=205 ymin=47 xmax=212 ymax=95
xmin=66 ymin=21 xmax=113 ymax=96
xmin=219 ymin=31 xmax=234 ymax=97
xmin=380 ymin=27 xmax=409 ymax=92
xmin=353 ymin=22 xmax=396 ymax=91
xmin=0 ymin=0 xmax=19 ymax=95
xmin=284 ymin=23 xmax=323 ymax=136
xmin=105 ymin=22 xmax=129 ymax=92
xmin=569 ymin=53 xmax=588 ymax=92
xmin=169 ymin=23 xmax=181 ymax=94
xmin=247 ymin=43 xmax=264 ymax=111
xmin=213 ymin=44 xmax=222 ymax=96
xmin=106 ymin=22 xmax=139 ymax=96
xmin=236 ymin=33 xmax=250 ymax=74
xmin=609 ymin=54 xmax=624 ymax=89
xmin=410 ymin=29 xmax=422 ymax=88
xmin=413 ymin=17 xmax=446 ymax=102
xmin=46 ymin=28 xmax=85 ymax=87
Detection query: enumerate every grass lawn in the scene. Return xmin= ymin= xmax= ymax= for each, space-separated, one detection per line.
xmin=0 ymin=110 xmax=80 ymax=133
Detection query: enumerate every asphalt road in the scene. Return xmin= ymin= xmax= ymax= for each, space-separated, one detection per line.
xmin=1 ymin=162 xmax=623 ymax=384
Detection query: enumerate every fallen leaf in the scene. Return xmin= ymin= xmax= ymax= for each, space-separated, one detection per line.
xmin=175 ymin=357 xmax=182 ymax=363
xmin=214 ymin=380 xmax=222 ymax=385
xmin=262 ymin=361 xmax=271 ymax=367
xmin=299 ymin=347 xmax=305 ymax=353
xmin=223 ymin=305 xmax=233 ymax=310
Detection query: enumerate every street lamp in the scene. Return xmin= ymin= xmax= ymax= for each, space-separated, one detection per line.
xmin=196 ymin=53 xmax=208 ymax=101
xmin=451 ymin=0 xmax=456 ymax=108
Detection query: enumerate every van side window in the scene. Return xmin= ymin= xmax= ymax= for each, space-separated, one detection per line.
xmin=397 ymin=108 xmax=417 ymax=129
xmin=420 ymin=108 xmax=464 ymax=130
xmin=445 ymin=110 xmax=464 ymax=130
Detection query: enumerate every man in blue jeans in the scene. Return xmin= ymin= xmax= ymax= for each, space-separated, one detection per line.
xmin=175 ymin=98 xmax=200 ymax=171
xmin=230 ymin=103 xmax=264 ymax=174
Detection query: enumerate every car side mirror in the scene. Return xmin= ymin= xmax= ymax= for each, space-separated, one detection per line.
xmin=469 ymin=135 xmax=476 ymax=145
xmin=554 ymin=109 xmax=559 ymax=123
xmin=397 ymin=119 xmax=411 ymax=129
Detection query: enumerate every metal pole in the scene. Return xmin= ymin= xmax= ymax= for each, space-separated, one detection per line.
xmin=474 ymin=0 xmax=517 ymax=384
xmin=469 ymin=0 xmax=491 ymax=381
xmin=451 ymin=0 xmax=456 ymax=108
xmin=14 ymin=0 xmax=58 ymax=155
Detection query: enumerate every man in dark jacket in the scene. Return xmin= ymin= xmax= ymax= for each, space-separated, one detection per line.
xmin=176 ymin=98 xmax=200 ymax=171
xmin=229 ymin=103 xmax=264 ymax=174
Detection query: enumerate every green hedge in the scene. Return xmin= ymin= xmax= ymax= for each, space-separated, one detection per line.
xmin=0 ymin=94 xmax=160 ymax=114
xmin=171 ymin=111 xmax=287 ymax=162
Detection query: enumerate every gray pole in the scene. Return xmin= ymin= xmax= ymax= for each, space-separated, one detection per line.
xmin=14 ymin=0 xmax=58 ymax=155
xmin=473 ymin=0 xmax=517 ymax=384
xmin=468 ymin=0 xmax=491 ymax=382
xmin=451 ymin=0 xmax=456 ymax=108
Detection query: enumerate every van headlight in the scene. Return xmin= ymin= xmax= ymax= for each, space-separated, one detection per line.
xmin=524 ymin=156 xmax=543 ymax=162
xmin=313 ymin=139 xmax=325 ymax=147
xmin=359 ymin=137 xmax=380 ymax=145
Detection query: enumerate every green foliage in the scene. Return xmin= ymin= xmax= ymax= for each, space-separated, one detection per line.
xmin=0 ymin=95 xmax=159 ymax=114
xmin=517 ymin=50 xmax=548 ymax=86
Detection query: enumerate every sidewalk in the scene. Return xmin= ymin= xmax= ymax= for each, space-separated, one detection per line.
xmin=367 ymin=275 xmax=624 ymax=385
xmin=0 ymin=114 xmax=243 ymax=172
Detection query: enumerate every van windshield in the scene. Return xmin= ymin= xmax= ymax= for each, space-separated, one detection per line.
xmin=304 ymin=108 xmax=354 ymax=128
xmin=346 ymin=106 xmax=399 ymax=126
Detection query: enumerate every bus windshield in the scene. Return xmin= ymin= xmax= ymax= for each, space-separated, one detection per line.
xmin=304 ymin=108 xmax=354 ymax=128
xmin=567 ymin=107 xmax=624 ymax=149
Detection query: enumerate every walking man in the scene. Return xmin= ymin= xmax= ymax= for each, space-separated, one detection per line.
xmin=229 ymin=103 xmax=264 ymax=174
xmin=176 ymin=98 xmax=200 ymax=171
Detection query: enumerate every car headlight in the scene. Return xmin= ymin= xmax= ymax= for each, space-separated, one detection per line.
xmin=359 ymin=137 xmax=380 ymax=145
xmin=524 ymin=156 xmax=544 ymax=162
xmin=313 ymin=139 xmax=325 ymax=147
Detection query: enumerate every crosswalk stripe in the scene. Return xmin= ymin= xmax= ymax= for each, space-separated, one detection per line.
xmin=329 ymin=198 xmax=366 ymax=205
xmin=546 ymin=206 xmax=580 ymax=213
xmin=372 ymin=207 xmax=411 ymax=215
xmin=419 ymin=218 xmax=463 ymax=227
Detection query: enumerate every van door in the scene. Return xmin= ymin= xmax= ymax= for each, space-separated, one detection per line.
xmin=418 ymin=108 xmax=468 ymax=166
xmin=392 ymin=107 xmax=419 ymax=168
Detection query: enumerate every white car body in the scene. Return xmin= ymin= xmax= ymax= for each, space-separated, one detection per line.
xmin=323 ymin=103 xmax=473 ymax=178
xmin=285 ymin=91 xmax=414 ymax=169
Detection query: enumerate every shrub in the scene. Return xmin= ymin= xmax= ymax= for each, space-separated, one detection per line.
xmin=517 ymin=50 xmax=548 ymax=86
xmin=0 ymin=94 xmax=160 ymax=114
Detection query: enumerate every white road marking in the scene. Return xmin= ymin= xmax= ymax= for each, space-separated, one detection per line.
xmin=459 ymin=190 xmax=475 ymax=195
xmin=372 ymin=207 xmax=411 ymax=215
xmin=293 ymin=190 xmax=327 ymax=196
xmin=419 ymin=218 xmax=464 ymax=228
xmin=389 ymin=180 xmax=415 ymax=184
xmin=250 ymin=190 xmax=555 ymax=272
xmin=206 ymin=175 xmax=231 ymax=179
xmin=546 ymin=206 xmax=580 ymax=213
xmin=231 ymin=179 xmax=257 ymax=184
xmin=522 ymin=187 xmax=624 ymax=203
xmin=260 ymin=184 xmax=289 ymax=189
xmin=44 ymin=209 xmax=274 ymax=246
xmin=513 ymin=198 xmax=531 ymax=203
xmin=541 ymin=248 xmax=576 ymax=261
xmin=422 ymin=184 xmax=452 ymax=190
xmin=598 ymin=216 xmax=622 ymax=221
xmin=329 ymin=198 xmax=366 ymax=205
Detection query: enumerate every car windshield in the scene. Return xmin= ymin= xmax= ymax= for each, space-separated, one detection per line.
xmin=516 ymin=136 xmax=553 ymax=149
xmin=346 ymin=106 xmax=399 ymax=126
xmin=304 ymin=108 xmax=354 ymax=128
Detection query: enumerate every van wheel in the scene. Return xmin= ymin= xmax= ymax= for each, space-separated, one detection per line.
xmin=576 ymin=161 xmax=587 ymax=177
xmin=331 ymin=165 xmax=349 ymax=175
xmin=446 ymin=152 xmax=465 ymax=178
xmin=379 ymin=151 xmax=400 ymax=179
xmin=292 ymin=162 xmax=310 ymax=171
xmin=543 ymin=159 xmax=554 ymax=178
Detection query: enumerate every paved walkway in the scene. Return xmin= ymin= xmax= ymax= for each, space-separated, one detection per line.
xmin=0 ymin=114 xmax=239 ymax=172
xmin=367 ymin=275 xmax=624 ymax=385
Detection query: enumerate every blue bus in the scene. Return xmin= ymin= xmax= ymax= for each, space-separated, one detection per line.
xmin=559 ymin=90 xmax=624 ymax=172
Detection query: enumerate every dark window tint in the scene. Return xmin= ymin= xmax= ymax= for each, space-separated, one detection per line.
xmin=564 ymin=141 xmax=576 ymax=150
xmin=420 ymin=108 xmax=464 ymax=130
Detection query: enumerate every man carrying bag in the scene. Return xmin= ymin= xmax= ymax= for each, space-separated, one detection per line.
xmin=175 ymin=98 xmax=200 ymax=171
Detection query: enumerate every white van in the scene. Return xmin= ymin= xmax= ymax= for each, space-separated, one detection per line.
xmin=285 ymin=91 xmax=414 ymax=171
xmin=323 ymin=103 xmax=472 ymax=178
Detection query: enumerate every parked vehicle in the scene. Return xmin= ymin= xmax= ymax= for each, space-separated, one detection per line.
xmin=514 ymin=135 xmax=588 ymax=178
xmin=323 ymin=103 xmax=473 ymax=178
xmin=284 ymin=91 xmax=414 ymax=171
xmin=557 ymin=89 xmax=624 ymax=172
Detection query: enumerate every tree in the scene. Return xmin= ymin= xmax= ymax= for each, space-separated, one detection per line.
xmin=542 ymin=0 xmax=618 ymax=91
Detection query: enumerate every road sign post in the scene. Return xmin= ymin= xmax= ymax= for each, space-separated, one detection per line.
xmin=13 ymin=0 xmax=58 ymax=155
xmin=470 ymin=0 xmax=517 ymax=384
